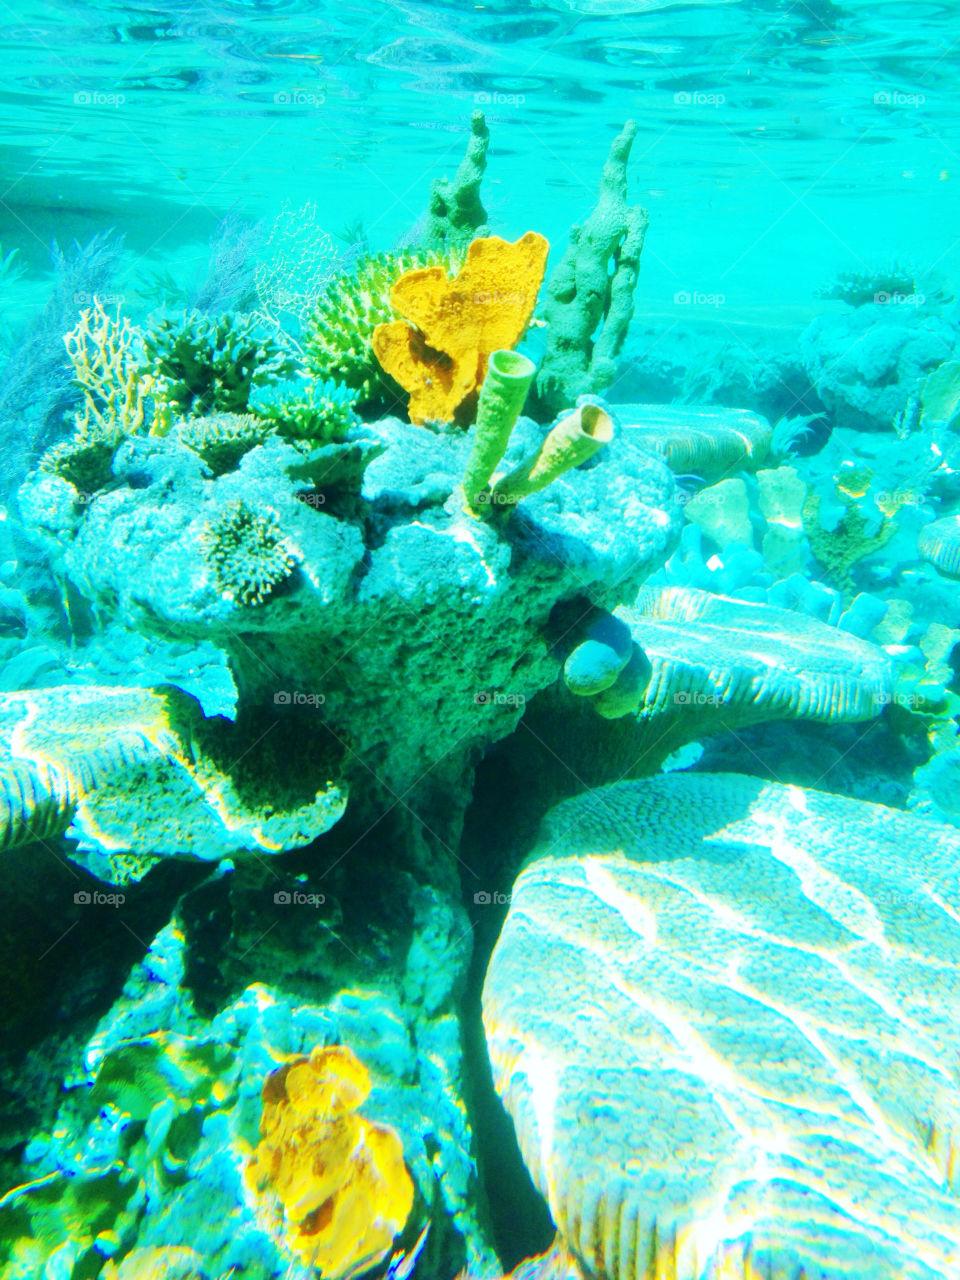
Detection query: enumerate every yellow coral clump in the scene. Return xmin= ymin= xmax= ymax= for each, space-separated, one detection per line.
xmin=245 ymin=1043 xmax=414 ymax=1276
xmin=372 ymin=232 xmax=549 ymax=425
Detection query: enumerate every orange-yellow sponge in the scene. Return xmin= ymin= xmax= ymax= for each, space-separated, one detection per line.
xmin=245 ymin=1043 xmax=414 ymax=1276
xmin=372 ymin=232 xmax=549 ymax=425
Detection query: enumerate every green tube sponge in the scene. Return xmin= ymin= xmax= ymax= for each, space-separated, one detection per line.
xmin=462 ymin=349 xmax=537 ymax=513
xmin=490 ymin=402 xmax=614 ymax=511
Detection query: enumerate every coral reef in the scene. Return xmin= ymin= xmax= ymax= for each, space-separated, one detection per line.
xmin=799 ymin=302 xmax=960 ymax=432
xmin=483 ymin=773 xmax=960 ymax=1280
xmin=372 ymin=232 xmax=549 ymax=425
xmin=533 ymin=121 xmax=648 ymax=419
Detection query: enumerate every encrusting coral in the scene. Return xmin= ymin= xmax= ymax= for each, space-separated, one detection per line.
xmin=372 ymin=232 xmax=549 ymax=425
xmin=245 ymin=1043 xmax=414 ymax=1276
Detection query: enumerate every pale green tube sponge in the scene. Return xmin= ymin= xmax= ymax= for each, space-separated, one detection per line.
xmin=489 ymin=402 xmax=614 ymax=511
xmin=462 ymin=349 xmax=537 ymax=512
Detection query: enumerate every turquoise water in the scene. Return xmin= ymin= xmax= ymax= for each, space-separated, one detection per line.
xmin=2 ymin=3 xmax=960 ymax=1278
xmin=3 ymin=0 xmax=958 ymax=321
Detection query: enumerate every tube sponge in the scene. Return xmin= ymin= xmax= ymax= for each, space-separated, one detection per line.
xmin=462 ymin=349 xmax=537 ymax=512
xmin=490 ymin=401 xmax=614 ymax=512
xmin=245 ymin=1044 xmax=414 ymax=1277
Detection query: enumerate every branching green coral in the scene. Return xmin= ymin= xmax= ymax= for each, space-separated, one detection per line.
xmin=252 ymin=378 xmax=357 ymax=444
xmin=173 ymin=413 xmax=274 ymax=476
xmin=302 ymin=251 xmax=451 ymax=410
xmin=143 ymin=313 xmax=291 ymax=420
xmin=202 ymin=500 xmax=300 ymax=606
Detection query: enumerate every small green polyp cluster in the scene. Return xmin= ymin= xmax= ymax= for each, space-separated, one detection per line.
xmin=463 ymin=350 xmax=615 ymax=518
xmin=202 ymin=500 xmax=300 ymax=606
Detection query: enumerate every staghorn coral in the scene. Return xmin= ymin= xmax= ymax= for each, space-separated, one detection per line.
xmin=483 ymin=773 xmax=960 ymax=1280
xmin=372 ymin=232 xmax=549 ymax=425
xmin=143 ymin=313 xmax=290 ymax=420
xmin=173 ymin=413 xmax=274 ymax=476
xmin=202 ymin=500 xmax=300 ymax=607
xmin=245 ymin=1043 xmax=414 ymax=1275
xmin=533 ymin=121 xmax=648 ymax=420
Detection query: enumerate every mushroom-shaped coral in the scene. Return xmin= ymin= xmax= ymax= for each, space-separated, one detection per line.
xmin=483 ymin=773 xmax=960 ymax=1280
xmin=918 ymin=513 xmax=960 ymax=578
xmin=245 ymin=1043 xmax=414 ymax=1277
xmin=372 ymin=232 xmax=549 ymax=425
xmin=620 ymin=403 xmax=772 ymax=482
xmin=0 ymin=683 xmax=347 ymax=877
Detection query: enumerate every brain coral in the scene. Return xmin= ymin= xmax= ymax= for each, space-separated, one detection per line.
xmin=483 ymin=772 xmax=960 ymax=1280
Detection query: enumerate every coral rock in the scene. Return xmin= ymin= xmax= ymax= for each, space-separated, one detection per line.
xmin=372 ymin=232 xmax=549 ymax=425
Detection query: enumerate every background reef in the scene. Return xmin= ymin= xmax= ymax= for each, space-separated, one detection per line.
xmin=1 ymin=13 xmax=960 ymax=1279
